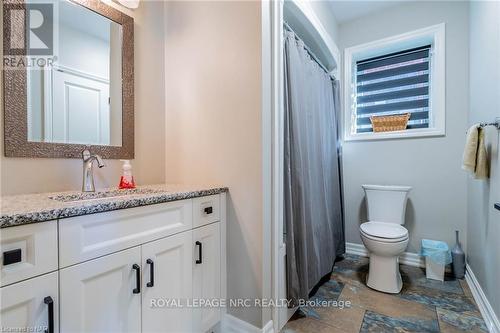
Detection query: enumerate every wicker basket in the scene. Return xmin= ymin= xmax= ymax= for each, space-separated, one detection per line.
xmin=370 ymin=113 xmax=411 ymax=132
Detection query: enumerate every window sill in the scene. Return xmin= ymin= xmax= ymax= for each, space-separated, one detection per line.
xmin=344 ymin=128 xmax=445 ymax=142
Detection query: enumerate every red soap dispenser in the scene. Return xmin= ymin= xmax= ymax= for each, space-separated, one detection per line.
xmin=119 ymin=160 xmax=136 ymax=189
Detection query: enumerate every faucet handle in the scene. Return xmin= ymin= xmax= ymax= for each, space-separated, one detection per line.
xmin=82 ymin=146 xmax=91 ymax=159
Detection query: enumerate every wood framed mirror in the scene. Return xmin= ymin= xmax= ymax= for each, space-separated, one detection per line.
xmin=3 ymin=0 xmax=134 ymax=159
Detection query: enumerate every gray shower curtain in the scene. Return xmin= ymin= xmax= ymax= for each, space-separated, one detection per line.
xmin=284 ymin=30 xmax=344 ymax=307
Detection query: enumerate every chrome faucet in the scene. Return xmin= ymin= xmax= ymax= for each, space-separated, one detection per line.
xmin=82 ymin=147 xmax=105 ymax=192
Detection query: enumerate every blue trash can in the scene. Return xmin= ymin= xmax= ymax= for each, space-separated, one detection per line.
xmin=420 ymin=239 xmax=452 ymax=281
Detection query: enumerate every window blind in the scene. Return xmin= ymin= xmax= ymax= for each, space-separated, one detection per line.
xmin=355 ymin=45 xmax=431 ymax=133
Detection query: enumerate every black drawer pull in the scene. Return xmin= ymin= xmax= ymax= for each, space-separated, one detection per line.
xmin=204 ymin=206 xmax=213 ymax=215
xmin=195 ymin=241 xmax=203 ymax=264
xmin=132 ymin=264 xmax=141 ymax=294
xmin=146 ymin=259 xmax=154 ymax=287
xmin=3 ymin=248 xmax=22 ymax=265
xmin=44 ymin=296 xmax=54 ymax=333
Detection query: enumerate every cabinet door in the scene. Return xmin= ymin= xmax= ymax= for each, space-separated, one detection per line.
xmin=1 ymin=220 xmax=58 ymax=287
xmin=60 ymin=246 xmax=141 ymax=333
xmin=0 ymin=272 xmax=58 ymax=333
xmin=142 ymin=230 xmax=193 ymax=333
xmin=193 ymin=223 xmax=221 ymax=332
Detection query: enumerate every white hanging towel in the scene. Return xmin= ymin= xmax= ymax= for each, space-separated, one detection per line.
xmin=462 ymin=124 xmax=489 ymax=179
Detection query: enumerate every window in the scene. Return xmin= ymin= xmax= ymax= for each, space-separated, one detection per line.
xmin=344 ymin=24 xmax=445 ymax=141
xmin=355 ymin=45 xmax=431 ymax=133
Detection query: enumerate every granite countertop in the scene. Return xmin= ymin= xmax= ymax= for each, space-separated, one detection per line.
xmin=0 ymin=184 xmax=228 ymax=228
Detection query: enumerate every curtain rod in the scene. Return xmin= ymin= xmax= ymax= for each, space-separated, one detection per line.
xmin=283 ymin=21 xmax=335 ymax=80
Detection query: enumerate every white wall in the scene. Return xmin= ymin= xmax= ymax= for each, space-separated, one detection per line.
xmin=164 ymin=1 xmax=265 ymax=328
xmin=467 ymin=0 xmax=500 ymax=321
xmin=0 ymin=0 xmax=166 ymax=195
xmin=308 ymin=1 xmax=339 ymax=44
xmin=339 ymin=1 xmax=469 ymax=252
xmin=59 ymin=24 xmax=110 ymax=78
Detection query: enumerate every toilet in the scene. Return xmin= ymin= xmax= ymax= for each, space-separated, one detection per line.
xmin=360 ymin=184 xmax=412 ymax=293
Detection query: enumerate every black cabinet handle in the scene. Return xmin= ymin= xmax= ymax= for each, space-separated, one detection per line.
xmin=204 ymin=206 xmax=213 ymax=215
xmin=3 ymin=248 xmax=22 ymax=266
xmin=132 ymin=264 xmax=140 ymax=294
xmin=44 ymin=296 xmax=54 ymax=333
xmin=195 ymin=241 xmax=203 ymax=264
xmin=146 ymin=259 xmax=154 ymax=287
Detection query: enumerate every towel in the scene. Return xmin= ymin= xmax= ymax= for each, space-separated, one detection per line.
xmin=475 ymin=128 xmax=489 ymax=179
xmin=462 ymin=124 xmax=489 ymax=179
xmin=462 ymin=124 xmax=479 ymax=173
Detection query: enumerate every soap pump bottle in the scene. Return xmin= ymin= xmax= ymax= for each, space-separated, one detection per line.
xmin=119 ymin=160 xmax=136 ymax=189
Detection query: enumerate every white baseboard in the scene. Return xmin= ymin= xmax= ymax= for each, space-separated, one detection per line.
xmin=465 ymin=264 xmax=500 ymax=333
xmin=222 ymin=314 xmax=274 ymax=333
xmin=345 ymin=242 xmax=425 ymax=268
xmin=262 ymin=320 xmax=274 ymax=333
xmin=345 ymin=242 xmax=369 ymax=257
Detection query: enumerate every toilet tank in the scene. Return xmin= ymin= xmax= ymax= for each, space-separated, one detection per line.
xmin=362 ymin=185 xmax=412 ymax=224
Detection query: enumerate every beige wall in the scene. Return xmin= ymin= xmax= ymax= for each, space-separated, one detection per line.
xmin=339 ymin=1 xmax=469 ymax=253
xmin=164 ymin=1 xmax=263 ymax=327
xmin=0 ymin=0 xmax=166 ymax=195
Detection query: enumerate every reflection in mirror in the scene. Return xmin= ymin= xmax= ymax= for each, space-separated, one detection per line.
xmin=27 ymin=0 xmax=123 ymax=146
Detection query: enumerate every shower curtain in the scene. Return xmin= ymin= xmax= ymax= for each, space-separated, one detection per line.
xmin=284 ymin=30 xmax=344 ymax=307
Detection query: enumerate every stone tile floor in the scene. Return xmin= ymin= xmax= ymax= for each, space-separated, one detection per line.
xmin=282 ymin=254 xmax=487 ymax=333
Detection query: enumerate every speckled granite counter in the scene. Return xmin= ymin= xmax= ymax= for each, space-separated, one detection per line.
xmin=0 ymin=184 xmax=228 ymax=228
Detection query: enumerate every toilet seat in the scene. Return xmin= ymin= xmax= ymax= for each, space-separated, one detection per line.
xmin=360 ymin=222 xmax=408 ymax=243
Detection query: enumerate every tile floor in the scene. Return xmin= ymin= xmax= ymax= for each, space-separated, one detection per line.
xmin=282 ymin=254 xmax=487 ymax=333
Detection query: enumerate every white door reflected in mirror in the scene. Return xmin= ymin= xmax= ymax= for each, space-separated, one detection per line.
xmin=27 ymin=0 xmax=123 ymax=147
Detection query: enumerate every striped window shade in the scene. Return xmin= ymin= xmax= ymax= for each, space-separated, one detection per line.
xmin=355 ymin=45 xmax=432 ymax=133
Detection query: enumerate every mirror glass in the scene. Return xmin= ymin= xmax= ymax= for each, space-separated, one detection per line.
xmin=27 ymin=1 xmax=123 ymax=146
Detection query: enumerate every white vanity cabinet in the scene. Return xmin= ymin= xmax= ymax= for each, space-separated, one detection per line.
xmin=58 ymin=199 xmax=194 ymax=268
xmin=0 ymin=192 xmax=226 ymax=333
xmin=142 ymin=230 xmax=194 ymax=333
xmin=193 ymin=222 xmax=222 ymax=332
xmin=0 ymin=221 xmax=59 ymax=333
xmin=59 ymin=246 xmax=142 ymax=332
xmin=0 ymin=221 xmax=58 ymax=287
xmin=0 ymin=272 xmax=59 ymax=333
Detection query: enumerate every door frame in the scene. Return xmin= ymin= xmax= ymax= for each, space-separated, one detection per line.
xmin=265 ymin=0 xmax=288 ymax=331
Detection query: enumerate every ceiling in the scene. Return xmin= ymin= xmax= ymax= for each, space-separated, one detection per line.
xmin=327 ymin=0 xmax=408 ymax=24
xmin=59 ymin=0 xmax=113 ymax=41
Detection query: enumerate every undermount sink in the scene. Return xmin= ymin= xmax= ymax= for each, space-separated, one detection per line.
xmin=49 ymin=188 xmax=161 ymax=202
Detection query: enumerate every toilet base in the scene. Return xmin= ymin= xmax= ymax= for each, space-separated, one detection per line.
xmin=366 ymin=253 xmax=403 ymax=294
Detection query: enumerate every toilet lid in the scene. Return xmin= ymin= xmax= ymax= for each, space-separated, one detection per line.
xmin=360 ymin=222 xmax=408 ymax=239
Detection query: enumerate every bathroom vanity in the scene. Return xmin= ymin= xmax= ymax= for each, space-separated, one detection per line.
xmin=0 ymin=185 xmax=227 ymax=333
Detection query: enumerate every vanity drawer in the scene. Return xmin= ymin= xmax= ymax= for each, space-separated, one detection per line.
xmin=193 ymin=195 xmax=220 ymax=228
xmin=1 ymin=221 xmax=58 ymax=287
xmin=59 ymin=199 xmax=193 ymax=267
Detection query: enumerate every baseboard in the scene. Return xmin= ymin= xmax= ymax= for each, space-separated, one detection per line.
xmin=345 ymin=242 xmax=369 ymax=257
xmin=399 ymin=251 xmax=425 ymax=268
xmin=262 ymin=320 xmax=274 ymax=333
xmin=465 ymin=264 xmax=500 ymax=333
xmin=222 ymin=314 xmax=274 ymax=333
xmin=345 ymin=242 xmax=425 ymax=268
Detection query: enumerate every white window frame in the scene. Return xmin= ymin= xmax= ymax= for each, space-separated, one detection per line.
xmin=343 ymin=23 xmax=446 ymax=141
